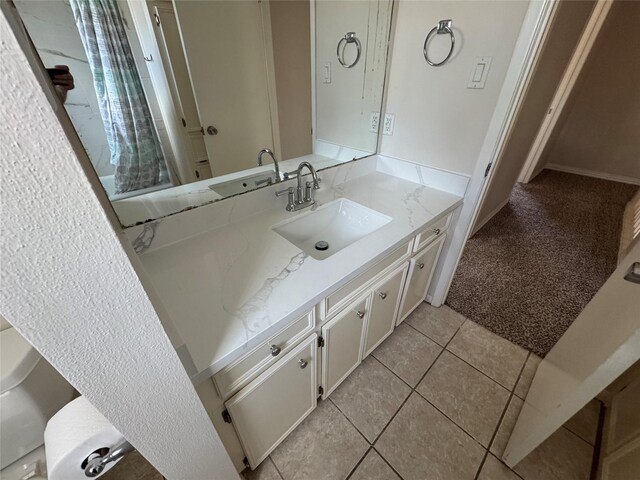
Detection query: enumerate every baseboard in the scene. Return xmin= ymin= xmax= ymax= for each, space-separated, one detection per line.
xmin=545 ymin=164 xmax=640 ymax=186
xmin=470 ymin=197 xmax=510 ymax=237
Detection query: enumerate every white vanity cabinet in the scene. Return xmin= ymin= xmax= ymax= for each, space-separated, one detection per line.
xmin=321 ymin=296 xmax=370 ymax=397
xmin=363 ymin=264 xmax=409 ymax=356
xmin=225 ymin=334 xmax=318 ymax=468
xmin=215 ymin=212 xmax=454 ymax=471
xmin=397 ymin=233 xmax=447 ymax=324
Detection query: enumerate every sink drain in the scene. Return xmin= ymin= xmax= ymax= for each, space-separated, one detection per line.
xmin=315 ymin=240 xmax=329 ymax=251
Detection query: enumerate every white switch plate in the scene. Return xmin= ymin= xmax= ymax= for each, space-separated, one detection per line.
xmin=323 ymin=62 xmax=331 ymax=84
xmin=467 ymin=56 xmax=492 ymax=89
xmin=369 ymin=112 xmax=380 ymax=133
xmin=383 ymin=113 xmax=395 ymax=135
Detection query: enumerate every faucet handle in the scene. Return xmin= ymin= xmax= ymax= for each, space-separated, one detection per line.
xmin=276 ymin=187 xmax=296 ymax=212
xmin=275 ymin=186 xmax=293 ymax=197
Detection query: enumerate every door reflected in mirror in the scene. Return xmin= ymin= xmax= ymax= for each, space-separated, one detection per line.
xmin=14 ymin=0 xmax=393 ymax=226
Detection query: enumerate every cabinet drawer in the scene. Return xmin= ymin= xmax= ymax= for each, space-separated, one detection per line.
xmin=322 ymin=240 xmax=412 ymax=319
xmin=398 ymin=234 xmax=446 ymax=324
xmin=214 ymin=311 xmax=314 ymax=400
xmin=363 ymin=264 xmax=409 ymax=357
xmin=413 ymin=213 xmax=451 ymax=253
xmin=226 ymin=334 xmax=317 ymax=469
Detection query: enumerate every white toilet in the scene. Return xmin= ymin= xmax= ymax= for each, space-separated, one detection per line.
xmin=0 ymin=327 xmax=76 ymax=479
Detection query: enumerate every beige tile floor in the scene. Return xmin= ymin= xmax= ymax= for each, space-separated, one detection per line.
xmin=246 ymin=302 xmax=599 ymax=480
xmin=102 ymin=303 xmax=599 ymax=480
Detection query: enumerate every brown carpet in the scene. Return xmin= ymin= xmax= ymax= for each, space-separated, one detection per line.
xmin=446 ymin=170 xmax=638 ymax=357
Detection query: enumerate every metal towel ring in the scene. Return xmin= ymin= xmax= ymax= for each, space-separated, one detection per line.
xmin=337 ymin=32 xmax=362 ymax=68
xmin=423 ymin=19 xmax=455 ymax=67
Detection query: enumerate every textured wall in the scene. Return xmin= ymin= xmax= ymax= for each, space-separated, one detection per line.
xmin=0 ymin=6 xmax=238 ymax=479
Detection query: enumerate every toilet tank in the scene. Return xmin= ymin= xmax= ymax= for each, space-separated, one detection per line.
xmin=0 ymin=328 xmax=76 ymax=470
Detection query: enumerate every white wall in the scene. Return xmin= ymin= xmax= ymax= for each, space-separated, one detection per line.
xmin=380 ymin=0 xmax=530 ymax=175
xmin=0 ymin=6 xmax=238 ymax=479
xmin=541 ymin=0 xmax=640 ymax=184
xmin=315 ymin=0 xmax=391 ymax=153
xmin=14 ymin=0 xmax=113 ymax=177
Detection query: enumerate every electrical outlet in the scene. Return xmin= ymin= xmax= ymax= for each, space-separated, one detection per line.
xmin=369 ymin=112 xmax=380 ymax=133
xmin=383 ymin=113 xmax=395 ymax=135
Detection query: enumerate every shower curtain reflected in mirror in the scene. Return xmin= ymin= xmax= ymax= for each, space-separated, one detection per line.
xmin=70 ymin=0 xmax=167 ymax=194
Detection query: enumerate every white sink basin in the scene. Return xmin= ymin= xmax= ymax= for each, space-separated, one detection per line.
xmin=272 ymin=199 xmax=391 ymax=260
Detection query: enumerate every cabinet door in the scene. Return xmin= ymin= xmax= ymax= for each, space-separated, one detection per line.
xmin=226 ymin=334 xmax=317 ymax=469
xmin=397 ymin=234 xmax=446 ymax=324
xmin=321 ymin=296 xmax=369 ymax=398
xmin=363 ymin=264 xmax=409 ymax=357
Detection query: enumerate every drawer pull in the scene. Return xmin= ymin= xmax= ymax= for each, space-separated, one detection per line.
xmin=298 ymin=359 xmax=308 ymax=369
xmin=417 ymin=263 xmax=425 ymax=269
xmin=378 ymin=291 xmax=388 ymax=300
xmin=433 ymin=228 xmax=441 ymax=235
xmin=356 ymin=310 xmax=365 ymax=319
xmin=270 ymin=345 xmax=281 ymax=356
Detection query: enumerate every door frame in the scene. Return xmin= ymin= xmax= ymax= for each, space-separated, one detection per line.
xmin=518 ymin=0 xmax=613 ymax=183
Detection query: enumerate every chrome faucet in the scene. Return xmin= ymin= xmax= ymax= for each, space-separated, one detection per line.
xmin=275 ymin=161 xmax=321 ymax=212
xmin=257 ymin=148 xmax=281 ymax=184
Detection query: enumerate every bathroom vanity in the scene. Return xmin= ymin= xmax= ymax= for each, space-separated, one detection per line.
xmin=129 ymin=156 xmax=463 ymax=470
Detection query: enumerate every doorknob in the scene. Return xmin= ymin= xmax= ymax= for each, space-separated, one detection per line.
xmin=624 ymin=262 xmax=640 ymax=284
xmin=206 ymin=126 xmax=218 ymax=136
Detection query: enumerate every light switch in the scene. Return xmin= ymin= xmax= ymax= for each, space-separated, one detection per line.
xmin=323 ymin=62 xmax=331 ymax=84
xmin=472 ymin=63 xmax=485 ymax=83
xmin=467 ymin=56 xmax=492 ymax=89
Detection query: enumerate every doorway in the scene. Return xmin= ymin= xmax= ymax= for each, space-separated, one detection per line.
xmin=446 ymin=0 xmax=640 ymax=357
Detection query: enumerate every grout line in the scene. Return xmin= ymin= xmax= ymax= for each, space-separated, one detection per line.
xmin=412 ymin=389 xmax=489 ymax=451
xmin=491 ymin=454 xmax=526 ymax=480
xmin=372 ymin=446 xmax=406 ymax=480
xmin=327 ymin=397 xmax=373 ymax=445
xmin=370 ymin=321 xmax=463 ymax=447
xmin=402 ymin=320 xmax=449 ymax=347
xmin=402 ymin=316 xmax=526 ymax=392
xmin=473 ymin=352 xmax=531 ymax=480
xmin=370 ymin=353 xmax=413 ymax=390
xmin=344 ymin=446 xmax=372 ymax=480
xmin=266 ymin=457 xmax=285 ymax=480
xmin=561 ymin=424 xmax=597 ymax=448
xmin=589 ymin=403 xmax=606 ymax=480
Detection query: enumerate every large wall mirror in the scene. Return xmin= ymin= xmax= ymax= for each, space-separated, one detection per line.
xmin=14 ymin=0 xmax=393 ymax=226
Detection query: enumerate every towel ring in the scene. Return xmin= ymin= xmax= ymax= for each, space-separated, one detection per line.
xmin=337 ymin=32 xmax=361 ymax=68
xmin=423 ymin=19 xmax=455 ymax=67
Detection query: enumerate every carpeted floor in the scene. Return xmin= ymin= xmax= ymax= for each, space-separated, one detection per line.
xmin=446 ymin=170 xmax=638 ymax=357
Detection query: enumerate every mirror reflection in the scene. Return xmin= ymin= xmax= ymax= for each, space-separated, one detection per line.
xmin=15 ymin=0 xmax=392 ymax=226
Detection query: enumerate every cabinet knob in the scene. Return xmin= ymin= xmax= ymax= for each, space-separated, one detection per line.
xmin=417 ymin=263 xmax=425 ymax=269
xmin=356 ymin=310 xmax=365 ymax=319
xmin=432 ymin=228 xmax=441 ymax=235
xmin=298 ymin=359 xmax=308 ymax=369
xmin=270 ymin=345 xmax=281 ymax=356
xmin=206 ymin=125 xmax=218 ymax=136
xmin=378 ymin=292 xmax=388 ymax=300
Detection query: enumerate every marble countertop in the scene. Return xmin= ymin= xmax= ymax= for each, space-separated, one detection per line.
xmin=112 ymin=153 xmax=346 ymax=226
xmin=137 ymin=171 xmax=462 ymax=383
